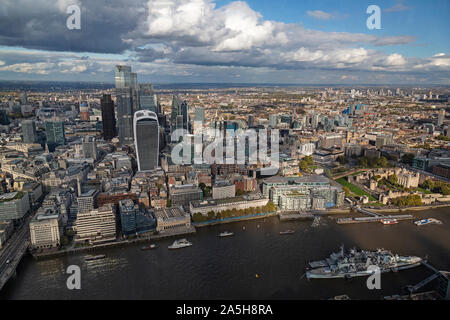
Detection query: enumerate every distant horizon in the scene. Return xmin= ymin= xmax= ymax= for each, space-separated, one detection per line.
xmin=0 ymin=79 xmax=449 ymax=89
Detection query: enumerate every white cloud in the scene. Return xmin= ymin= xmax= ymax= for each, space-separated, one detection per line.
xmin=384 ymin=53 xmax=407 ymax=66
xmin=306 ymin=10 xmax=332 ymax=20
xmin=0 ymin=62 xmax=55 ymax=74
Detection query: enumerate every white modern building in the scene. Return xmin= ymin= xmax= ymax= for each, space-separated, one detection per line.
xmin=30 ymin=209 xmax=61 ymax=249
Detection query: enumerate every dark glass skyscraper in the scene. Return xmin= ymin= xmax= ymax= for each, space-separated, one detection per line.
xmin=45 ymin=121 xmax=65 ymax=151
xmin=171 ymin=95 xmax=189 ymax=133
xmin=134 ymin=110 xmax=159 ymax=171
xmin=101 ymin=94 xmax=117 ymax=141
xmin=115 ymin=65 xmax=139 ymax=145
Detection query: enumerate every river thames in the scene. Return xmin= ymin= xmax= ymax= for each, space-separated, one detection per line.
xmin=1 ymin=208 xmax=449 ymax=300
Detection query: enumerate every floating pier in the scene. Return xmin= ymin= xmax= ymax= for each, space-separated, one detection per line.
xmin=337 ymin=214 xmax=414 ymax=224
xmin=337 ymin=206 xmax=414 ymax=224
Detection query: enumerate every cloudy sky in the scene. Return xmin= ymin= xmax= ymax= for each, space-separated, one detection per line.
xmin=0 ymin=0 xmax=449 ymax=84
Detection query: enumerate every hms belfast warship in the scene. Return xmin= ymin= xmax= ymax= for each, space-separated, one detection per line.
xmin=306 ymin=246 xmax=422 ymax=279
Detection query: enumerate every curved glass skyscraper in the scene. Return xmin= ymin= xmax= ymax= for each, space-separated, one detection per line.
xmin=134 ymin=110 xmax=159 ymax=171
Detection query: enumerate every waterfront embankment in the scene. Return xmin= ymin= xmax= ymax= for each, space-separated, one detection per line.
xmin=193 ymin=211 xmax=276 ymax=227
xmin=31 ymin=226 xmax=196 ymax=260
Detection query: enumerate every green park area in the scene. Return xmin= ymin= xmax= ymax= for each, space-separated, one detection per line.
xmin=336 ymin=178 xmax=377 ymax=201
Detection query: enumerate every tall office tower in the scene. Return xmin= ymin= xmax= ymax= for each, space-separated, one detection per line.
xmin=194 ymin=107 xmax=205 ymax=134
xmin=269 ymin=114 xmax=278 ymax=128
xmin=82 ymin=136 xmax=98 ymax=160
xmin=100 ymin=94 xmax=116 ymax=140
xmin=79 ymin=102 xmax=89 ymax=121
xmin=176 ymin=114 xmax=184 ymax=130
xmin=22 ymin=120 xmax=37 ymax=143
xmin=134 ymin=110 xmax=159 ymax=171
xmin=115 ymin=65 xmax=139 ymax=145
xmin=171 ymin=95 xmax=181 ymax=128
xmin=22 ymin=91 xmax=27 ymax=104
xmin=311 ymin=113 xmax=320 ymax=129
xmin=171 ymin=95 xmax=189 ymax=132
xmin=438 ymin=109 xmax=446 ymax=127
xmin=45 ymin=121 xmax=65 ymax=151
xmin=0 ymin=110 xmax=9 ymax=125
xmin=248 ymin=114 xmax=255 ymax=127
xmin=139 ymin=84 xmax=157 ymax=113
xmin=117 ymin=88 xmax=134 ymax=145
xmin=157 ymin=102 xmax=162 ymax=114
xmin=181 ymin=100 xmax=189 ymax=131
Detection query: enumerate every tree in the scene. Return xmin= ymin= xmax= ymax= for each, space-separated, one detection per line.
xmin=336 ymin=156 xmax=348 ymax=165
xmin=400 ymin=153 xmax=415 ymax=166
xmin=388 ymin=174 xmax=398 ymax=185
xmin=265 ymin=201 xmax=276 ymax=212
xmin=420 ymin=179 xmax=435 ymax=191
xmin=342 ymin=186 xmax=351 ymax=197
xmin=299 ymin=160 xmax=308 ymax=171
xmin=203 ymin=186 xmax=211 ymax=198
xmin=358 ymin=157 xmax=369 ymax=168
xmin=376 ymin=156 xmax=388 ymax=168
xmin=441 ymin=185 xmax=450 ymax=196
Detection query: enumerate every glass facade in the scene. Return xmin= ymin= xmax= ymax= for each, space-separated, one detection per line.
xmin=139 ymin=84 xmax=157 ymax=113
xmin=135 ymin=111 xmax=159 ymax=171
xmin=22 ymin=120 xmax=37 ymax=143
xmin=45 ymin=121 xmax=65 ymax=151
xmin=115 ymin=65 xmax=139 ymax=145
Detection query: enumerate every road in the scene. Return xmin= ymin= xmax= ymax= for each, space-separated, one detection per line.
xmin=0 ymin=217 xmax=31 ymax=291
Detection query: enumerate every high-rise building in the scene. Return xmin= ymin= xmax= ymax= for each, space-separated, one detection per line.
xmin=269 ymin=115 xmax=278 ymax=128
xmin=438 ymin=109 xmax=446 ymax=127
xmin=117 ymin=88 xmax=134 ymax=145
xmin=194 ymin=107 xmax=205 ymax=134
xmin=139 ymin=84 xmax=157 ymax=113
xmin=45 ymin=121 xmax=65 ymax=151
xmin=22 ymin=120 xmax=37 ymax=143
xmin=181 ymin=101 xmax=189 ymax=132
xmin=100 ymin=94 xmax=116 ymax=140
xmin=82 ymin=136 xmax=98 ymax=160
xmin=22 ymin=91 xmax=27 ymax=105
xmin=248 ymin=114 xmax=255 ymax=127
xmin=115 ymin=65 xmax=139 ymax=145
xmin=134 ymin=110 xmax=159 ymax=171
xmin=171 ymin=95 xmax=189 ymax=132
xmin=0 ymin=110 xmax=9 ymax=125
xmin=311 ymin=113 xmax=320 ymax=129
xmin=79 ymin=102 xmax=89 ymax=121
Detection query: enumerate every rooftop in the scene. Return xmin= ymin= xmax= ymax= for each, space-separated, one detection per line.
xmin=154 ymin=207 xmax=187 ymax=220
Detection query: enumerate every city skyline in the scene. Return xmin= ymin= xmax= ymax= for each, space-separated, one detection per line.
xmin=0 ymin=0 xmax=448 ymax=85
xmin=0 ymin=0 xmax=449 ymax=304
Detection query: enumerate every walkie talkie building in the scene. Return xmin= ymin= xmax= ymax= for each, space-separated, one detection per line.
xmin=134 ymin=110 xmax=159 ymax=171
